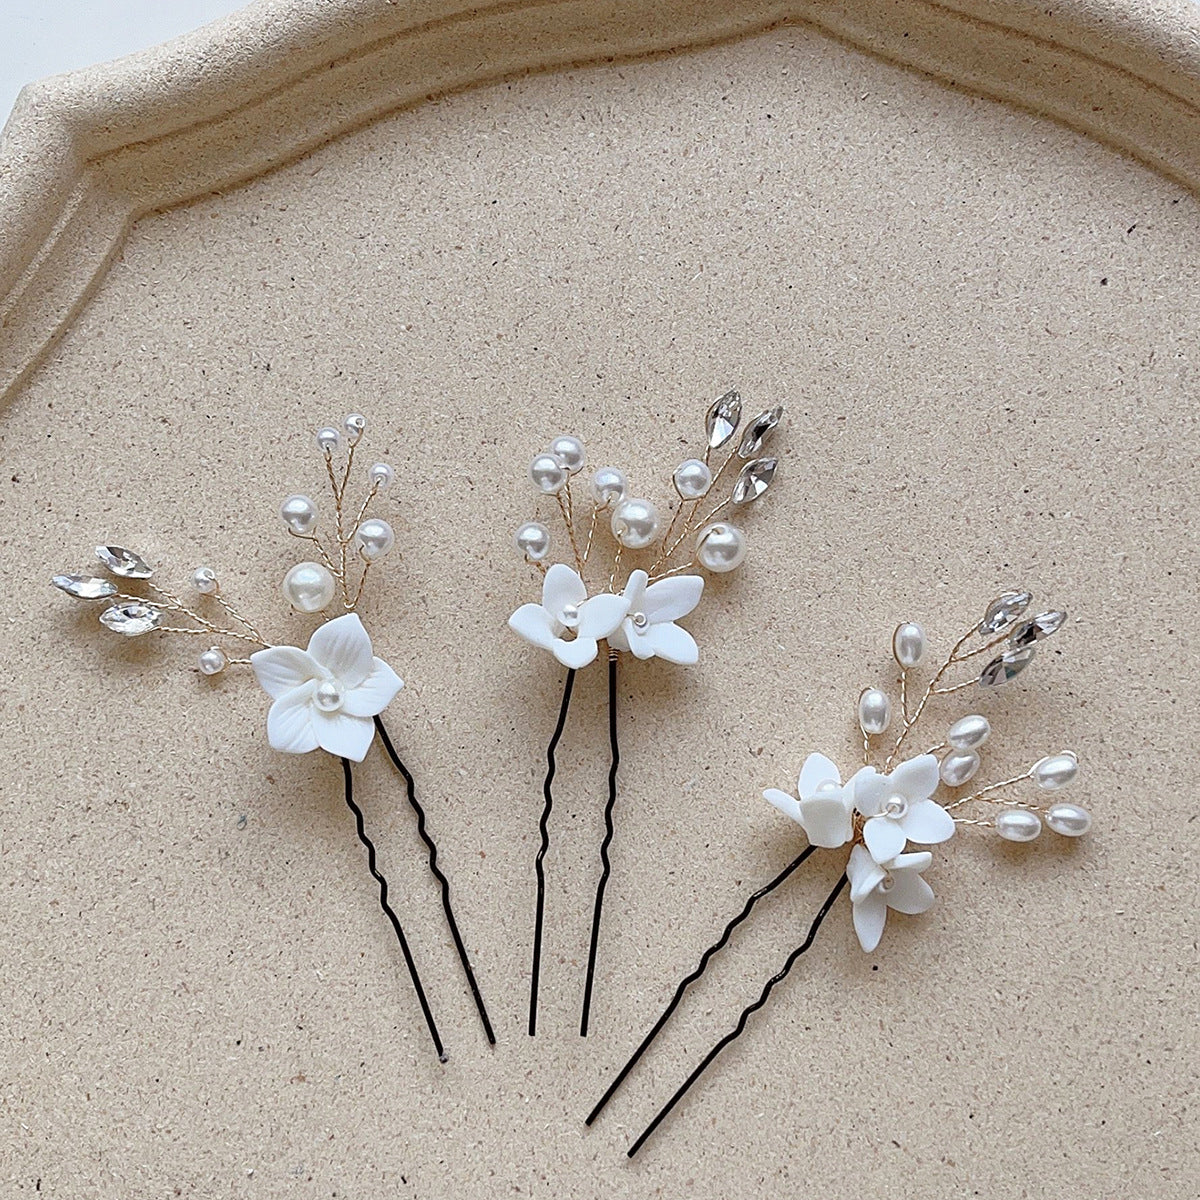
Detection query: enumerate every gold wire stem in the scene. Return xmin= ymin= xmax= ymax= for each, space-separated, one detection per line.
xmin=923 ymin=741 xmax=948 ymax=757
xmin=608 ymin=543 xmax=625 ymax=593
xmin=953 ymin=628 xmax=1020 ymax=662
xmin=349 ymin=482 xmax=380 ymax=537
xmin=647 ymin=558 xmax=700 ymax=585
xmin=157 ymin=624 xmax=266 ymax=644
xmin=557 ymin=491 xmax=584 ymax=574
xmin=287 ymin=530 xmax=339 ymax=576
xmin=350 ymin=558 xmax=371 ymax=610
xmin=582 ymin=502 xmax=600 ymax=566
xmin=862 ymin=731 xmax=872 ymax=767
xmin=932 ymin=679 xmax=977 ymax=697
xmin=339 ymin=438 xmax=359 ymax=503
xmin=899 ymin=668 xmax=910 ymax=724
xmin=886 ymin=627 xmax=974 ymax=770
xmin=952 ymin=816 xmax=995 ymax=827
xmin=212 ymin=593 xmax=272 ymax=647
xmin=943 ymin=771 xmax=1034 ymax=812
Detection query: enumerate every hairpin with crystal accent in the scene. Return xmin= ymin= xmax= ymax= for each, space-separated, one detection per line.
xmin=507 ymin=391 xmax=784 ymax=1037
xmin=586 ymin=589 xmax=1089 ymax=1155
xmin=51 ymin=415 xmax=493 ymax=1060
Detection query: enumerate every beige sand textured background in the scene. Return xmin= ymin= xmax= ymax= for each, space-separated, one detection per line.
xmin=2 ymin=8 xmax=1199 ymax=1200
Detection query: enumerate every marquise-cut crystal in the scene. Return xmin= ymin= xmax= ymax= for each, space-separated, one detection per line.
xmin=732 ymin=457 xmax=777 ymax=504
xmin=1010 ymin=610 xmax=1066 ymax=648
xmin=705 ymin=390 xmax=742 ymax=450
xmin=738 ymin=406 xmax=783 ymax=458
xmin=978 ymin=645 xmax=1036 ymax=686
xmin=99 ymin=603 xmax=163 ymax=636
xmin=95 ymin=545 xmax=153 ymax=579
xmin=51 ymin=574 xmax=118 ymax=599
xmin=977 ymin=589 xmax=1032 ymax=635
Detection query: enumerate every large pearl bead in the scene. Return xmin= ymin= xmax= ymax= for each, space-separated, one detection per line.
xmin=354 ymin=518 xmax=395 ymax=561
xmin=589 ymin=466 xmax=627 ymax=508
xmin=198 ymin=646 xmax=227 ymax=675
xmin=367 ymin=462 xmax=395 ymax=490
xmin=530 ymin=453 xmax=567 ymax=495
xmin=313 ymin=679 xmax=346 ymax=712
xmin=1033 ymin=752 xmax=1078 ymax=789
xmin=995 ymin=808 xmax=1042 ymax=842
xmin=280 ymin=494 xmax=319 ymax=536
xmin=857 ymin=687 xmax=892 ymax=735
xmin=315 ymin=427 xmax=342 ymax=454
xmin=673 ymin=458 xmax=712 ymax=500
xmin=940 ymin=749 xmax=980 ymax=787
xmin=515 ymin=521 xmax=551 ymax=561
xmin=948 ymin=714 xmax=991 ymax=751
xmin=282 ymin=561 xmax=336 ymax=613
xmin=548 ymin=435 xmax=586 ymax=474
xmin=892 ymin=622 xmax=926 ymax=668
xmin=343 ymin=413 xmax=366 ymax=444
xmin=611 ymin=498 xmax=660 ymax=549
xmin=695 ymin=522 xmax=746 ymax=572
xmin=1045 ymin=802 xmax=1091 ymax=837
xmin=191 ymin=566 xmax=219 ymax=595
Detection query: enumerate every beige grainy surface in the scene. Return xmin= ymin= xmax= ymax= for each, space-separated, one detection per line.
xmin=2 ymin=26 xmax=1197 ymax=1198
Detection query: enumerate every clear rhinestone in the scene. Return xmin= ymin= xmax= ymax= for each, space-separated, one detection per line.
xmin=977 ymin=589 xmax=1032 ymax=635
xmin=738 ymin=406 xmax=783 ymax=458
xmin=978 ymin=645 xmax=1036 ymax=686
xmin=95 ymin=545 xmax=153 ymax=579
xmin=732 ymin=457 xmax=777 ymax=504
xmin=51 ymin=574 xmax=118 ymax=599
xmin=705 ymin=390 xmax=742 ymax=450
xmin=99 ymin=603 xmax=163 ymax=636
xmin=1010 ymin=610 xmax=1066 ymax=648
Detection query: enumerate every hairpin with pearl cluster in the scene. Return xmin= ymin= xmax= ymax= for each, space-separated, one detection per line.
xmin=586 ymin=589 xmax=1089 ymax=1156
xmin=507 ymin=390 xmax=784 ymax=1037
xmin=51 ymin=415 xmax=493 ymax=1060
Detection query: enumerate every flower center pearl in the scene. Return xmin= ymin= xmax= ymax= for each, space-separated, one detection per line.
xmin=813 ymin=779 xmax=841 ymax=795
xmin=314 ymin=680 xmax=346 ymax=712
xmin=631 ymin=611 xmax=648 ymax=630
xmin=878 ymin=874 xmax=895 ymax=893
xmin=883 ymin=794 xmax=908 ymax=820
xmin=560 ymin=603 xmax=581 ymax=629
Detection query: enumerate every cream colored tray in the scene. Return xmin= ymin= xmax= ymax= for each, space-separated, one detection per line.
xmin=2 ymin=1 xmax=1197 ymax=1196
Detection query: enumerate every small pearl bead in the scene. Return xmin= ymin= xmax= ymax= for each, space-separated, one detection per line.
xmin=343 ymin=413 xmax=366 ymax=444
xmin=1045 ymin=802 xmax=1091 ymax=837
xmin=877 ymin=874 xmax=895 ymax=894
xmin=857 ymin=687 xmax=892 ymax=735
xmin=548 ymin=434 xmax=586 ymax=474
xmin=892 ymin=622 xmax=926 ymax=669
xmin=530 ymin=453 xmax=567 ymax=495
xmin=589 ymin=466 xmax=627 ymax=508
xmin=313 ymin=679 xmax=346 ymax=712
xmin=883 ymin=794 xmax=908 ymax=819
xmin=355 ymin=518 xmax=395 ymax=561
xmin=948 ymin=714 xmax=991 ymax=751
xmin=191 ymin=566 xmax=219 ymax=595
xmin=367 ymin=462 xmax=395 ymax=490
xmin=673 ymin=458 xmax=712 ymax=500
xmin=995 ymin=808 xmax=1042 ymax=842
xmin=940 ymin=749 xmax=981 ymax=787
xmin=1032 ymin=752 xmax=1078 ymax=790
xmin=630 ymin=611 xmax=648 ymax=629
xmin=315 ymin=427 xmax=342 ymax=454
xmin=560 ymin=603 xmax=581 ymax=628
xmin=611 ymin=498 xmax=660 ymax=549
xmin=813 ymin=779 xmax=841 ymax=795
xmin=282 ymin=561 xmax=336 ymax=613
xmin=515 ymin=521 xmax=551 ymax=561
xmin=198 ymin=646 xmax=227 ymax=675
xmin=695 ymin=522 xmax=746 ymax=572
xmin=280 ymin=494 xmax=319 ymax=536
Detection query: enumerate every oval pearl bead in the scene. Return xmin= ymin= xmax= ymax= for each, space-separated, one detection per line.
xmin=515 ymin=521 xmax=551 ymax=561
xmin=343 ymin=413 xmax=366 ymax=443
xmin=948 ymin=714 xmax=991 ymax=751
xmin=282 ymin=561 xmax=336 ymax=613
xmin=529 ymin=453 xmax=567 ymax=495
xmin=315 ymin=427 xmax=342 ymax=454
xmin=355 ymin=518 xmax=395 ymax=561
xmin=857 ymin=687 xmax=892 ymax=735
xmin=695 ymin=522 xmax=746 ymax=572
xmin=367 ymin=462 xmax=395 ymax=490
xmin=1045 ymin=802 xmax=1091 ymax=837
xmin=940 ymin=749 xmax=980 ymax=787
xmin=611 ymin=498 xmax=660 ymax=549
xmin=995 ymin=808 xmax=1042 ymax=842
xmin=548 ymin=434 xmax=586 ymax=474
xmin=198 ymin=646 xmax=227 ymax=675
xmin=673 ymin=458 xmax=712 ymax=500
xmin=590 ymin=466 xmax=627 ymax=508
xmin=191 ymin=566 xmax=219 ymax=595
xmin=280 ymin=494 xmax=319 ymax=537
xmin=892 ymin=622 xmax=926 ymax=668
xmin=1033 ymin=752 xmax=1078 ymax=790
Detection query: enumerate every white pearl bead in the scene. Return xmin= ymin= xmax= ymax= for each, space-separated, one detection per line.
xmin=892 ymin=622 xmax=926 ymax=668
xmin=191 ymin=566 xmax=219 ymax=595
xmin=589 ymin=466 xmax=627 ymax=508
xmin=530 ymin=453 xmax=567 ymax=495
xmin=673 ymin=458 xmax=712 ymax=500
xmin=343 ymin=413 xmax=366 ymax=444
xmin=882 ymin=794 xmax=908 ymax=819
xmin=857 ymin=687 xmax=892 ymax=735
xmin=514 ymin=521 xmax=551 ymax=561
xmin=367 ymin=462 xmax=395 ymax=490
xmin=354 ymin=518 xmax=395 ymax=561
xmin=282 ymin=561 xmax=336 ymax=613
xmin=548 ymin=434 xmax=586 ymax=474
xmin=611 ymin=498 xmax=660 ymax=549
xmin=280 ymin=494 xmax=319 ymax=536
xmin=1045 ymin=802 xmax=1091 ymax=837
xmin=995 ymin=808 xmax=1042 ymax=842
xmin=940 ymin=749 xmax=980 ymax=787
xmin=313 ymin=679 xmax=346 ymax=712
xmin=948 ymin=714 xmax=991 ymax=751
xmin=198 ymin=646 xmax=227 ymax=675
xmin=315 ymin=427 xmax=342 ymax=454
xmin=1032 ymin=752 xmax=1078 ymax=790
xmin=695 ymin=522 xmax=746 ymax=572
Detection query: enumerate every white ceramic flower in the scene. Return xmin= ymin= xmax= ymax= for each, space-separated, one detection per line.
xmin=846 ymin=844 xmax=936 ymax=952
xmin=853 ymin=754 xmax=956 ymax=863
xmin=607 ymin=569 xmax=703 ymax=665
xmin=763 ymin=753 xmax=872 ymax=849
xmin=249 ymin=613 xmax=404 ymax=762
xmin=508 ymin=563 xmax=629 ymax=669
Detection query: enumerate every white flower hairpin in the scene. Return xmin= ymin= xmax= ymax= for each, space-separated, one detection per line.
xmin=508 ymin=391 xmax=784 ymax=1037
xmin=586 ymin=589 xmax=1091 ymax=1155
xmin=52 ymin=416 xmax=493 ymax=1060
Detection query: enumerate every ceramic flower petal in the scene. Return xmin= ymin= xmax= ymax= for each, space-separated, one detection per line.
xmin=642 ymin=622 xmax=698 ymax=665
xmin=266 ymin=681 xmax=320 ymax=754
xmin=888 ymin=754 xmax=940 ymax=804
xmin=308 ymin=613 xmax=374 ymax=689
xmin=312 ymin=707 xmax=376 ymax=762
xmin=852 ymin=768 xmax=889 ymax=817
xmin=577 ymin=593 xmax=629 ymax=639
xmin=509 ymin=603 xmax=558 ymax=650
xmin=886 ymin=871 xmax=936 ymax=916
xmin=798 ymin=752 xmax=842 ymax=799
xmin=554 ymin=635 xmax=599 ymax=670
xmin=797 ymin=792 xmax=854 ymax=848
xmin=847 ymin=844 xmax=885 ymax=902
xmin=642 ymin=575 xmax=704 ymax=623
xmin=901 ymin=798 xmax=956 ymax=845
xmin=342 ymin=657 xmax=404 ymax=718
xmin=764 ymin=787 xmax=805 ymax=825
xmin=852 ymin=893 xmax=888 ymax=953
xmin=863 ymin=814 xmax=908 ymax=863
xmin=542 ymin=563 xmax=587 ymax=616
xmin=251 ymin=646 xmax=319 ymax=699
